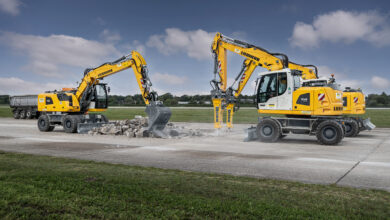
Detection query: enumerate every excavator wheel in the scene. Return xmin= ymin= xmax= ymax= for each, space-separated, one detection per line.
xmin=256 ymin=118 xmax=281 ymax=143
xmin=316 ymin=120 xmax=344 ymax=145
xmin=38 ymin=115 xmax=54 ymax=132
xmin=63 ymin=115 xmax=80 ymax=133
xmin=344 ymin=120 xmax=359 ymax=137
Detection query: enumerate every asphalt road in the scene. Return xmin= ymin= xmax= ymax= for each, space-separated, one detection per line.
xmin=0 ymin=118 xmax=389 ymax=191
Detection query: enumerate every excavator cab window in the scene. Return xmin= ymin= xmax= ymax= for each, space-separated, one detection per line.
xmin=257 ymin=72 xmax=287 ymax=103
xmin=94 ymin=84 xmax=108 ymax=109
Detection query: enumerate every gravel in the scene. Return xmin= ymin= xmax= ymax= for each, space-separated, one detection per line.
xmin=87 ymin=116 xmax=204 ymax=138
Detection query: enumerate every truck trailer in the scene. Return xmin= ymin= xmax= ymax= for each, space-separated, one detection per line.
xmin=9 ymin=95 xmax=40 ymax=119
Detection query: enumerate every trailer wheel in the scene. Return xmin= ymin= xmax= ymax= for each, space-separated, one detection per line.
xmin=316 ymin=120 xmax=343 ymax=145
xmin=63 ymin=115 xmax=79 ymax=133
xmin=26 ymin=109 xmax=33 ymax=119
xmin=38 ymin=115 xmax=52 ymax=132
xmin=256 ymin=118 xmax=281 ymax=143
xmin=345 ymin=120 xmax=359 ymax=137
xmin=19 ymin=110 xmax=27 ymax=119
xmin=13 ymin=110 xmax=20 ymax=119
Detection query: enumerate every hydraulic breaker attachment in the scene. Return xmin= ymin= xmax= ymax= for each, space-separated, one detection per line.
xmin=226 ymin=103 xmax=234 ymax=128
xmin=212 ymin=98 xmax=223 ymax=129
xmin=145 ymin=102 xmax=172 ymax=138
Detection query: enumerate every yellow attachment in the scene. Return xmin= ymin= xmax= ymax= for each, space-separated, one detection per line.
xmin=212 ymin=98 xmax=223 ymax=129
xmin=226 ymin=103 xmax=234 ymax=128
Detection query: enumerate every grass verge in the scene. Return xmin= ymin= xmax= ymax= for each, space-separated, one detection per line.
xmin=0 ymin=151 xmax=389 ymax=219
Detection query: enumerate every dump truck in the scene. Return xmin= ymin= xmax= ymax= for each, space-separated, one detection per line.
xmin=9 ymin=95 xmax=40 ymax=119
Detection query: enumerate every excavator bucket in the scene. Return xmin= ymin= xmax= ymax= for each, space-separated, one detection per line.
xmin=145 ymin=102 xmax=172 ymax=138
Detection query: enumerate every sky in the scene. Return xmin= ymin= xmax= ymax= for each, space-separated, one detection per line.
xmin=0 ymin=0 xmax=390 ymax=96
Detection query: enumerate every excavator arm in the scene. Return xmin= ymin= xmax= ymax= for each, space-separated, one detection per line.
xmin=75 ymin=51 xmax=171 ymax=137
xmin=211 ymin=33 xmax=289 ymax=128
xmin=76 ymin=51 xmax=156 ymax=106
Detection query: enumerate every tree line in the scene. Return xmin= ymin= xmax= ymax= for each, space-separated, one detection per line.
xmin=1 ymin=93 xmax=390 ymax=107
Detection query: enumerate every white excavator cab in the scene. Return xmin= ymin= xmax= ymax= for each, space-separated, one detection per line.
xmin=256 ymin=68 xmax=302 ymax=111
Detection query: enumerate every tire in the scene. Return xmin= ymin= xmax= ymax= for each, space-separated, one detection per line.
xmin=63 ymin=115 xmax=79 ymax=133
xmin=26 ymin=109 xmax=33 ymax=119
xmin=344 ymin=120 xmax=359 ymax=137
xmin=93 ymin=114 xmax=108 ymax=123
xmin=19 ymin=110 xmax=27 ymax=119
xmin=256 ymin=118 xmax=281 ymax=143
xmin=38 ymin=115 xmax=52 ymax=132
xmin=101 ymin=114 xmax=108 ymax=123
xmin=316 ymin=120 xmax=344 ymax=145
xmin=13 ymin=110 xmax=20 ymax=119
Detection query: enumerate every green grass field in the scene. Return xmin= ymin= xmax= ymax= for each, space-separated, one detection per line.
xmin=2 ymin=106 xmax=390 ymax=127
xmin=0 ymin=151 xmax=389 ymax=219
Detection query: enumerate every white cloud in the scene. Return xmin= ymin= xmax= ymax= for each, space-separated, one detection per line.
xmin=152 ymin=72 xmax=187 ymax=85
xmin=0 ymin=31 xmax=119 ymax=77
xmin=146 ymin=28 xmax=215 ymax=60
xmin=99 ymin=29 xmax=121 ymax=43
xmin=371 ymin=76 xmax=390 ymax=89
xmin=0 ymin=0 xmax=21 ymax=15
xmin=290 ymin=10 xmax=390 ymax=48
xmin=0 ymin=77 xmax=75 ymax=95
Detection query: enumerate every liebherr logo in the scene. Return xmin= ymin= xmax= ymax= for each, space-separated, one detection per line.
xmin=98 ymin=69 xmax=113 ymax=77
xmin=240 ymin=51 xmax=259 ymax=61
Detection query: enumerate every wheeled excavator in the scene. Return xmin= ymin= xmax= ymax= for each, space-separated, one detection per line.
xmin=36 ymin=51 xmax=171 ymax=137
xmin=286 ymin=62 xmax=375 ymax=137
xmin=210 ymin=33 xmax=346 ymax=145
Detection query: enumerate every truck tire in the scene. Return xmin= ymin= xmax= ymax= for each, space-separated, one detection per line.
xmin=38 ymin=115 xmax=54 ymax=132
xmin=256 ymin=118 xmax=281 ymax=143
xmin=316 ymin=120 xmax=344 ymax=145
xmin=19 ymin=110 xmax=27 ymax=119
xmin=345 ymin=120 xmax=359 ymax=137
xmin=63 ymin=115 xmax=79 ymax=133
xmin=13 ymin=110 xmax=20 ymax=119
xmin=26 ymin=109 xmax=33 ymax=119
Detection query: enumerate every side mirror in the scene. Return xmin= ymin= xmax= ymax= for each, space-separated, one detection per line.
xmin=107 ymin=87 xmax=111 ymax=93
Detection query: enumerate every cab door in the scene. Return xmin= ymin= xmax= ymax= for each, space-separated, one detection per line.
xmin=276 ymin=72 xmax=293 ymax=110
xmin=257 ymin=73 xmax=278 ymax=110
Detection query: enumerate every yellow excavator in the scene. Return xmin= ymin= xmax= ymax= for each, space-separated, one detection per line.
xmin=286 ymin=62 xmax=375 ymax=137
xmin=37 ymin=51 xmax=171 ymax=137
xmin=210 ymin=33 xmax=346 ymax=145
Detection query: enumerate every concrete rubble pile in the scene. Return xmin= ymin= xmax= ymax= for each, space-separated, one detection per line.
xmin=87 ymin=116 xmax=203 ymax=138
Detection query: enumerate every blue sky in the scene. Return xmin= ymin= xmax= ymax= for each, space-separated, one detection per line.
xmin=0 ymin=0 xmax=390 ymax=96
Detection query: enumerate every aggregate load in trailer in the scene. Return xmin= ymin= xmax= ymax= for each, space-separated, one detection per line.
xmin=9 ymin=95 xmax=39 ymax=119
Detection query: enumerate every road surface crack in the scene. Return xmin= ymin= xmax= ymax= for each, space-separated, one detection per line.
xmin=335 ymin=137 xmax=387 ymax=184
